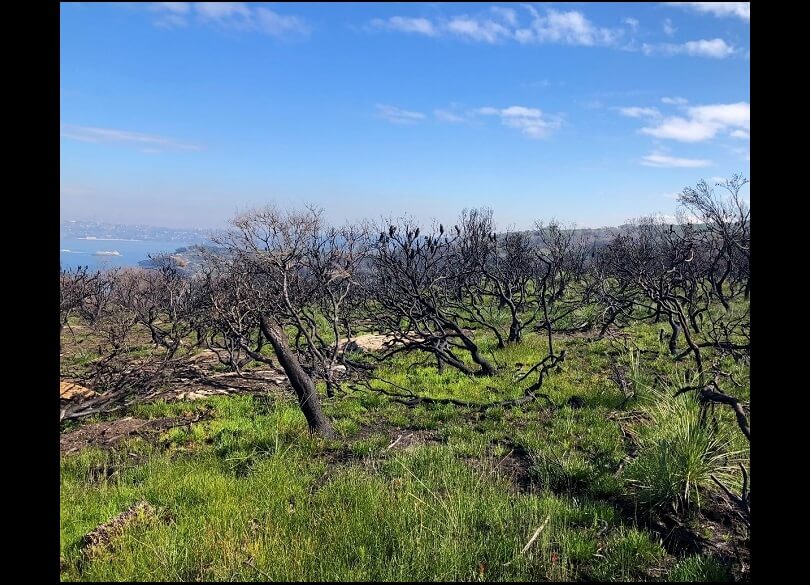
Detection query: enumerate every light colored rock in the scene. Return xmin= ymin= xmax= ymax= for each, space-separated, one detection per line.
xmin=60 ymin=381 xmax=98 ymax=401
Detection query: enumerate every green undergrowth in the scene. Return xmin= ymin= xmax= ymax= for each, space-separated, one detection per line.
xmin=61 ymin=321 xmax=748 ymax=581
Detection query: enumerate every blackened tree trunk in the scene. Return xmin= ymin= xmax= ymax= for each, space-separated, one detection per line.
xmin=653 ymin=302 xmax=662 ymax=323
xmin=260 ymin=315 xmax=335 ymax=438
xmin=507 ymin=314 xmax=522 ymax=344
xmin=445 ymin=321 xmax=495 ymax=375
xmin=667 ymin=313 xmax=681 ymax=355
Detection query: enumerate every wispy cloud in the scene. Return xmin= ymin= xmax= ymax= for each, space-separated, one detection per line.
xmin=643 ymin=38 xmax=736 ymax=58
xmin=151 ymin=3 xmax=190 ymax=14
xmin=368 ymin=16 xmax=438 ymax=36
xmin=434 ymin=109 xmax=467 ymax=123
xmin=639 ymin=102 xmax=749 ymax=142
xmin=490 ymin=6 xmax=518 ymax=26
xmin=665 ymin=3 xmax=750 ymax=22
xmin=195 ymin=2 xmax=250 ymax=21
xmin=616 ymin=106 xmax=661 ymax=119
xmin=515 ymin=6 xmax=622 ymax=46
xmin=641 ymin=151 xmax=712 ymax=168
xmin=375 ymin=105 xmax=426 ymax=124
xmin=447 ymin=16 xmax=511 ymax=43
xmin=477 ymin=105 xmax=561 ymax=139
xmin=61 ymin=124 xmax=202 ymax=151
xmin=623 ymin=17 xmax=639 ymax=32
xmin=661 ymin=96 xmax=688 ymax=105
xmin=146 ymin=2 xmax=309 ymax=37
xmin=381 ymin=103 xmax=563 ymax=138
xmin=662 ymin=18 xmax=676 ymax=37
xmin=150 ymin=2 xmax=190 ymax=28
xmin=365 ymin=5 xmax=623 ymax=47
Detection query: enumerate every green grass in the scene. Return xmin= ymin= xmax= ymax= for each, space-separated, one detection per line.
xmin=61 ymin=318 xmax=749 ymax=581
xmin=669 ymin=554 xmax=732 ymax=582
xmin=62 ymin=440 xmax=666 ymax=582
xmin=625 ymin=384 xmax=746 ymax=513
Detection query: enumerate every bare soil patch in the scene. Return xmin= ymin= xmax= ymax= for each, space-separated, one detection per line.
xmin=60 ymin=414 xmax=207 ymax=455
xmin=463 ymin=441 xmax=535 ymax=493
xmin=383 ymin=429 xmax=443 ymax=451
xmin=81 ymin=501 xmax=160 ymax=557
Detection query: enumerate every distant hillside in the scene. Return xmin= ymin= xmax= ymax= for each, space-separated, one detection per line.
xmin=61 ymin=220 xmax=213 ymax=242
xmin=137 ymin=244 xmax=227 ymax=274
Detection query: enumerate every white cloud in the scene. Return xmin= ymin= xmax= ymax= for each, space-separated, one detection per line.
xmin=490 ymin=6 xmax=518 ymax=26
xmin=690 ymin=102 xmax=750 ymax=128
xmin=150 ymin=2 xmax=190 ymax=27
xmin=447 ymin=16 xmax=511 ymax=43
xmin=661 ymin=96 xmax=688 ymax=105
xmin=195 ymin=2 xmax=250 ymax=21
xmin=61 ymin=124 xmax=202 ymax=151
xmin=730 ymin=129 xmax=750 ymax=139
xmin=643 ymin=38 xmax=736 ymax=58
xmin=365 ymin=6 xmax=622 ymax=47
xmin=254 ymin=7 xmax=309 ymax=37
xmin=617 ymin=106 xmax=661 ymax=119
xmin=526 ymin=8 xmax=622 ymax=46
xmin=375 ymin=104 xmax=426 ymax=124
xmin=663 ymin=18 xmax=676 ymax=36
xmin=640 ymin=102 xmax=749 ymax=142
xmin=151 ymin=2 xmax=189 ymax=13
xmin=641 ymin=152 xmax=711 ymax=168
xmin=478 ymin=105 xmax=561 ymax=139
xmin=434 ymin=109 xmax=467 ymax=123
xmin=153 ymin=13 xmax=188 ymax=28
xmin=641 ymin=117 xmax=718 ymax=141
xmin=147 ymin=2 xmax=309 ymax=37
xmin=665 ymin=3 xmax=750 ymax=22
xmin=682 ymin=38 xmax=736 ymax=58
xmin=624 ymin=17 xmax=639 ymax=32
xmin=368 ymin=16 xmax=437 ymax=37
xmin=376 ymin=101 xmax=565 ymax=139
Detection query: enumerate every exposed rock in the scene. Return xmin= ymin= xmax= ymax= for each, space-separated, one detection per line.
xmin=175 ymin=388 xmax=231 ymax=401
xmin=60 ymin=381 xmax=98 ymax=401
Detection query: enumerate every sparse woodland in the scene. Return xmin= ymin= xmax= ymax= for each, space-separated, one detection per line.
xmin=60 ymin=176 xmax=750 ymax=581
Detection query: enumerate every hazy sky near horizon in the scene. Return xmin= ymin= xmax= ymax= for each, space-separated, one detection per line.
xmin=61 ymin=2 xmax=749 ymax=230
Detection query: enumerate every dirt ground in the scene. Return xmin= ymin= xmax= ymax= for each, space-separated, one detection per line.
xmin=60 ymin=414 xmax=208 ymax=455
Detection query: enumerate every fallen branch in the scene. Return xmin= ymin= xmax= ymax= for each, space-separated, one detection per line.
xmin=386 ymin=434 xmax=404 ymax=450
xmin=352 ymin=378 xmax=557 ymax=411
xmin=520 ymin=516 xmax=551 ymax=554
xmin=699 ymin=386 xmax=750 ymax=441
xmin=710 ymin=463 xmax=750 ymax=528
xmin=674 ymin=381 xmax=749 ymax=442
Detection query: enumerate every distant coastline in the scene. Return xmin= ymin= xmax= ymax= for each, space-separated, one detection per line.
xmin=78 ymin=237 xmax=141 ymax=242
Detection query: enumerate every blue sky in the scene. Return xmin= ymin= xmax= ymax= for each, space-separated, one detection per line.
xmin=60 ymin=2 xmax=750 ymax=229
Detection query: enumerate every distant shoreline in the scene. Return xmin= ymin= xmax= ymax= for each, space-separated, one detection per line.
xmin=77 ymin=237 xmax=141 ymax=242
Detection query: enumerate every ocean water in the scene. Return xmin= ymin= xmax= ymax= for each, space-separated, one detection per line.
xmin=60 ymin=238 xmax=204 ymax=271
